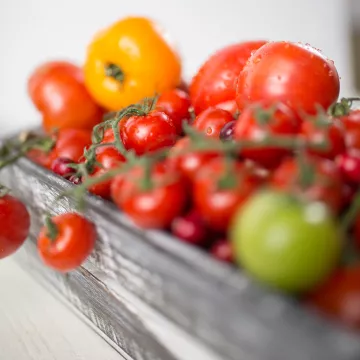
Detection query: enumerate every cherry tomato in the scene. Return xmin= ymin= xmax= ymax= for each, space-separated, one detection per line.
xmin=156 ymin=89 xmax=191 ymax=134
xmin=0 ymin=194 xmax=30 ymax=259
xmin=51 ymin=128 xmax=92 ymax=163
xmin=111 ymin=163 xmax=187 ymax=228
xmin=190 ymin=41 xmax=266 ymax=114
xmin=300 ymin=118 xmax=345 ymax=160
xmin=193 ymin=158 xmax=258 ymax=232
xmin=236 ymin=42 xmax=340 ymax=115
xmin=38 ymin=213 xmax=96 ymax=272
xmin=210 ymin=239 xmax=234 ymax=263
xmin=341 ymin=110 xmax=360 ymax=151
xmin=234 ymin=103 xmax=301 ymax=168
xmin=168 ymin=137 xmax=219 ymax=183
xmin=120 ymin=111 xmax=177 ymax=155
xmin=307 ymin=266 xmax=360 ymax=329
xmin=336 ymin=151 xmax=360 ymax=184
xmin=26 ymin=148 xmax=52 ymax=169
xmin=219 ymin=120 xmax=236 ymax=141
xmin=271 ymin=156 xmax=343 ymax=213
xmin=193 ymin=108 xmax=234 ymax=139
xmin=28 ymin=61 xmax=103 ymax=133
xmin=51 ymin=157 xmax=75 ymax=179
xmin=231 ymin=190 xmax=341 ymax=293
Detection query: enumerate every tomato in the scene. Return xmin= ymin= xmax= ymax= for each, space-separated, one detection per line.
xmin=156 ymin=89 xmax=191 ymax=134
xmin=236 ymin=42 xmax=340 ymax=115
xmin=210 ymin=239 xmax=234 ymax=263
xmin=231 ymin=190 xmax=341 ymax=293
xmin=111 ymin=163 xmax=187 ymax=228
xmin=271 ymin=156 xmax=343 ymax=213
xmin=341 ymin=110 xmax=360 ymax=150
xmin=26 ymin=148 xmax=52 ymax=169
xmin=192 ymin=108 xmax=234 ymax=139
xmin=84 ymin=17 xmax=181 ymax=111
xmin=28 ymin=61 xmax=103 ymax=133
xmin=38 ymin=213 xmax=96 ymax=272
xmin=234 ymin=102 xmax=301 ymax=168
xmin=51 ymin=128 xmax=92 ymax=163
xmin=0 ymin=194 xmax=30 ymax=259
xmin=307 ymin=266 xmax=360 ymax=329
xmin=168 ymin=137 xmax=219 ymax=183
xmin=336 ymin=151 xmax=360 ymax=184
xmin=190 ymin=41 xmax=266 ymax=114
xmin=300 ymin=117 xmax=345 ymax=160
xmin=120 ymin=110 xmax=177 ymax=155
xmin=193 ymin=158 xmax=258 ymax=232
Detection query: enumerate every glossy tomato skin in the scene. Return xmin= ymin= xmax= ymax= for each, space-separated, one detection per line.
xmin=234 ymin=103 xmax=301 ymax=168
xmin=28 ymin=61 xmax=103 ymax=133
xmin=156 ymin=89 xmax=191 ymax=134
xmin=51 ymin=128 xmax=92 ymax=163
xmin=193 ymin=108 xmax=234 ymax=139
xmin=300 ymin=118 xmax=345 ymax=160
xmin=0 ymin=195 xmax=30 ymax=259
xmin=38 ymin=213 xmax=96 ymax=272
xmin=190 ymin=41 xmax=266 ymax=114
xmin=271 ymin=156 xmax=343 ymax=214
xmin=168 ymin=137 xmax=219 ymax=183
xmin=120 ymin=111 xmax=177 ymax=155
xmin=193 ymin=158 xmax=258 ymax=232
xmin=307 ymin=266 xmax=360 ymax=330
xmin=111 ymin=164 xmax=187 ymax=229
xmin=236 ymin=42 xmax=340 ymax=115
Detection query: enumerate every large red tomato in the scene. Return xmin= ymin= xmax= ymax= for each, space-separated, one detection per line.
xmin=190 ymin=41 xmax=266 ymax=114
xmin=236 ymin=42 xmax=340 ymax=115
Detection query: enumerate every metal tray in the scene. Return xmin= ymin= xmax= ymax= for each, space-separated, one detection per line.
xmin=1 ymin=156 xmax=360 ymax=360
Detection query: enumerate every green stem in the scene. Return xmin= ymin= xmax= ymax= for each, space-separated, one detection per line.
xmin=45 ymin=215 xmax=58 ymax=242
xmin=217 ymin=155 xmax=237 ymax=190
xmin=139 ymin=159 xmax=154 ymax=191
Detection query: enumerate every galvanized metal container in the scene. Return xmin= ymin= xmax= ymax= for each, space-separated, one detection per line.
xmin=1 ymin=156 xmax=360 ymax=360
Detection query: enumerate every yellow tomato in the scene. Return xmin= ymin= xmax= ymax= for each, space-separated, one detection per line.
xmin=84 ymin=17 xmax=182 ymax=111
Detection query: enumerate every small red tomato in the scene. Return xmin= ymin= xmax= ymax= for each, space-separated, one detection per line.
xmin=236 ymin=42 xmax=340 ymax=115
xmin=38 ymin=213 xmax=96 ymax=272
xmin=190 ymin=41 xmax=266 ymax=114
xmin=234 ymin=103 xmax=301 ymax=168
xmin=156 ymin=89 xmax=191 ymax=134
xmin=171 ymin=210 xmax=208 ymax=246
xmin=52 ymin=128 xmax=92 ymax=163
xmin=51 ymin=157 xmax=75 ymax=179
xmin=27 ymin=148 xmax=53 ymax=169
xmin=28 ymin=61 xmax=103 ymax=133
xmin=168 ymin=137 xmax=219 ymax=183
xmin=336 ymin=151 xmax=360 ymax=184
xmin=193 ymin=108 xmax=234 ymax=139
xmin=271 ymin=156 xmax=343 ymax=213
xmin=193 ymin=158 xmax=258 ymax=232
xmin=300 ymin=118 xmax=345 ymax=160
xmin=0 ymin=194 xmax=30 ymax=259
xmin=341 ymin=110 xmax=360 ymax=151
xmin=307 ymin=266 xmax=360 ymax=330
xmin=214 ymin=100 xmax=239 ymax=115
xmin=120 ymin=111 xmax=177 ymax=155
xmin=111 ymin=164 xmax=187 ymax=229
xmin=210 ymin=239 xmax=234 ymax=263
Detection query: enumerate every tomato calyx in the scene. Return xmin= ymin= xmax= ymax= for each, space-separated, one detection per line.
xmin=44 ymin=214 xmax=59 ymax=242
xmin=330 ymin=97 xmax=360 ymax=117
xmin=0 ymin=184 xmax=10 ymax=197
xmin=105 ymin=63 xmax=125 ymax=84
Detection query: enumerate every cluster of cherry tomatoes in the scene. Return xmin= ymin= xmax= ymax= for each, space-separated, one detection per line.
xmin=2 ymin=16 xmax=360 ymax=332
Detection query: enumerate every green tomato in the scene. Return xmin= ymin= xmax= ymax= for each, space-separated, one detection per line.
xmin=230 ymin=190 xmax=342 ymax=293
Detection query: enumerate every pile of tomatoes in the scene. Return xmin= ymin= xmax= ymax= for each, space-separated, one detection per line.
xmin=2 ymin=16 xmax=360 ymax=332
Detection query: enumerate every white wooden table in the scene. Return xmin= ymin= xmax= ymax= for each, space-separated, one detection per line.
xmin=0 ymin=254 xmax=123 ymax=360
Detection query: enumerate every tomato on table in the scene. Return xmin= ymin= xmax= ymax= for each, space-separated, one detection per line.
xmin=28 ymin=61 xmax=103 ymax=133
xmin=190 ymin=41 xmax=266 ymax=114
xmin=37 ymin=213 xmax=96 ymax=272
xmin=84 ymin=17 xmax=181 ymax=111
xmin=236 ymin=42 xmax=340 ymax=115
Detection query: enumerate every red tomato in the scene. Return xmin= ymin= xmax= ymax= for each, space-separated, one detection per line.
xmin=193 ymin=158 xmax=258 ymax=232
xmin=26 ymin=149 xmax=52 ymax=169
xmin=234 ymin=103 xmax=301 ymax=168
xmin=190 ymin=41 xmax=266 ymax=114
xmin=210 ymin=239 xmax=234 ymax=263
xmin=236 ymin=42 xmax=340 ymax=115
xmin=111 ymin=163 xmax=187 ymax=229
xmin=341 ymin=110 xmax=360 ymax=151
xmin=271 ymin=156 xmax=343 ymax=213
xmin=0 ymin=194 xmax=30 ymax=259
xmin=51 ymin=128 xmax=92 ymax=163
xmin=120 ymin=111 xmax=177 ymax=155
xmin=37 ymin=213 xmax=96 ymax=272
xmin=300 ymin=118 xmax=345 ymax=160
xmin=214 ymin=100 xmax=239 ymax=115
xmin=336 ymin=151 xmax=360 ymax=184
xmin=168 ymin=137 xmax=219 ymax=182
xmin=28 ymin=61 xmax=103 ymax=133
xmin=307 ymin=266 xmax=360 ymax=330
xmin=156 ymin=89 xmax=191 ymax=134
xmin=193 ymin=108 xmax=234 ymax=139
